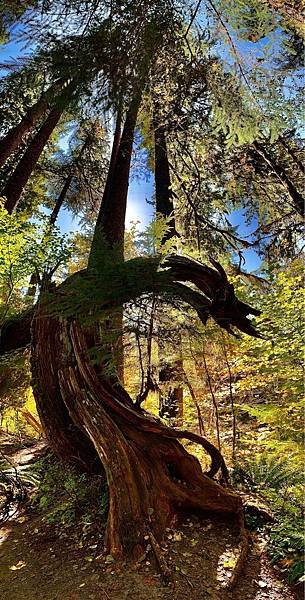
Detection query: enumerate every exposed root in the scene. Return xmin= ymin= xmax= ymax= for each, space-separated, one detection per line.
xmin=148 ymin=530 xmax=171 ymax=581
xmin=226 ymin=506 xmax=249 ymax=591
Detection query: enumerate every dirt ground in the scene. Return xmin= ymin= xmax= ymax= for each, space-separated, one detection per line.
xmin=0 ymin=510 xmax=300 ymax=600
xmin=0 ymin=435 xmax=301 ymax=600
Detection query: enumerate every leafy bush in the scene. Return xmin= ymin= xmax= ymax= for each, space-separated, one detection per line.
xmin=32 ymin=455 xmax=108 ymax=532
xmin=232 ymin=453 xmax=304 ymax=583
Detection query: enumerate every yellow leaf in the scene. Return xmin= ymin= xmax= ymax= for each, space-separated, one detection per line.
xmin=10 ymin=561 xmax=26 ymax=570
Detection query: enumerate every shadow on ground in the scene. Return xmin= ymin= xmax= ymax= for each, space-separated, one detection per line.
xmin=0 ymin=510 xmax=298 ymax=600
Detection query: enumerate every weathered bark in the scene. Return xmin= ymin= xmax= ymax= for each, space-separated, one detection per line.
xmin=4 ymin=250 xmax=261 ymax=561
xmin=31 ymin=306 xmax=241 ymax=557
xmin=30 ymin=303 xmax=99 ymax=471
xmin=0 ymin=78 xmax=65 ymax=169
xmin=252 ymin=140 xmax=304 ymax=217
xmin=3 ymin=108 xmax=63 ymax=214
xmin=153 ymin=111 xmax=183 ymax=421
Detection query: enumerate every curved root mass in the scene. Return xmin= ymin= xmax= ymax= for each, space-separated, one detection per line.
xmin=31 ymin=309 xmax=242 ymax=559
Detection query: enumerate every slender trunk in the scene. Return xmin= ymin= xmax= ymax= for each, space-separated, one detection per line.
xmin=153 ymin=116 xmax=176 ymax=239
xmin=3 ymin=79 xmax=77 ymax=214
xmin=183 ymin=368 xmax=205 ymax=435
xmin=90 ymin=97 xmax=140 ymax=262
xmin=3 ymin=108 xmax=63 ymax=214
xmin=51 ymin=174 xmax=74 ymax=225
xmin=153 ymin=110 xmax=183 ymax=422
xmin=221 ymin=335 xmax=236 ymax=461
xmin=26 ymin=174 xmax=73 ymax=298
xmin=202 ymin=349 xmax=221 ymax=451
xmin=0 ymin=79 xmax=65 ymax=169
xmin=252 ymin=140 xmax=304 ymax=217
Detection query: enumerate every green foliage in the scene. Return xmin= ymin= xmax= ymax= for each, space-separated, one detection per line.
xmin=228 ymin=263 xmax=304 ymax=583
xmin=0 ymin=1 xmax=37 ymax=43
xmin=233 ymin=259 xmax=304 ymax=452
xmin=0 ymin=201 xmax=37 ymax=322
xmin=32 ymin=456 xmax=108 ymax=531
xmin=234 ymin=454 xmax=303 ymax=492
xmin=233 ymin=453 xmax=304 ymax=583
xmin=0 ymin=201 xmax=73 ymax=323
xmin=216 ymin=0 xmax=276 ymax=42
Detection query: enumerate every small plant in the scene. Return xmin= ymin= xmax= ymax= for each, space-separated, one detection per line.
xmin=233 ymin=453 xmax=304 ymax=584
xmin=233 ymin=454 xmax=303 ymax=491
xmin=32 ymin=455 xmax=108 ymax=532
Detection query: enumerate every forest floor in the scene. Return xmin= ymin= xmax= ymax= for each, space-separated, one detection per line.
xmin=0 ymin=435 xmax=300 ymax=600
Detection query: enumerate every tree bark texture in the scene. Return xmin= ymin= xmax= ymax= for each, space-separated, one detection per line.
xmin=30 ymin=306 xmax=99 ymax=471
xmin=0 ymin=79 xmax=65 ymax=169
xmin=3 ymin=251 xmax=261 ymax=556
xmin=2 ymin=108 xmax=63 ymax=214
xmin=31 ymin=302 xmax=241 ymax=557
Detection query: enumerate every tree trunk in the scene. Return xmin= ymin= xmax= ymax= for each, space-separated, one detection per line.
xmin=2 ymin=108 xmax=63 ymax=214
xmin=252 ymin=140 xmax=304 ymax=217
xmin=153 ymin=115 xmax=176 ymax=239
xmin=26 ymin=174 xmax=74 ymax=298
xmin=30 ymin=300 xmax=99 ymax=471
xmin=90 ymin=97 xmax=140 ymax=262
xmin=50 ymin=174 xmax=74 ymax=225
xmin=0 ymin=78 xmax=65 ymax=169
xmin=153 ymin=111 xmax=184 ymax=422
xmin=31 ymin=305 xmax=241 ymax=556
xmin=89 ymin=101 xmax=139 ymax=381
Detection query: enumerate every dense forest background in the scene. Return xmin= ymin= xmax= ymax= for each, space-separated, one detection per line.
xmin=0 ymin=1 xmax=304 ymax=598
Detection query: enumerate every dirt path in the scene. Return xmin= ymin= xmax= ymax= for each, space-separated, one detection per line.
xmin=0 ymin=511 xmax=298 ymax=600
